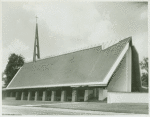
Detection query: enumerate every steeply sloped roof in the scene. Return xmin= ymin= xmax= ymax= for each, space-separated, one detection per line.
xmin=6 ymin=37 xmax=131 ymax=89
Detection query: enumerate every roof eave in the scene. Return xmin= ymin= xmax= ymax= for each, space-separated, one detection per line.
xmin=5 ymin=82 xmax=107 ymax=90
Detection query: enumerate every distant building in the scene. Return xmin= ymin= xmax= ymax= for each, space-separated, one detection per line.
xmin=3 ymin=21 xmax=141 ymax=102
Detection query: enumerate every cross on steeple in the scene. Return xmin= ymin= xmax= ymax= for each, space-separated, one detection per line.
xmin=33 ymin=16 xmax=40 ymax=62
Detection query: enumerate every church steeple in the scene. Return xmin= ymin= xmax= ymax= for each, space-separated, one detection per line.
xmin=33 ymin=16 xmax=40 ymax=62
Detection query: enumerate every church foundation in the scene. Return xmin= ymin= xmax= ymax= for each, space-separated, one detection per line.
xmin=98 ymin=88 xmax=107 ymax=101
xmin=42 ymin=90 xmax=47 ymax=101
xmin=61 ymin=90 xmax=66 ymax=102
xmin=72 ymin=89 xmax=78 ymax=102
xmin=21 ymin=92 xmax=26 ymax=100
xmin=51 ymin=90 xmax=56 ymax=101
xmin=27 ymin=91 xmax=32 ymax=101
xmin=16 ymin=92 xmax=21 ymax=100
xmin=35 ymin=91 xmax=39 ymax=101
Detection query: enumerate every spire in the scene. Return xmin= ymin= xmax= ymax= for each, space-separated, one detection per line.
xmin=33 ymin=16 xmax=40 ymax=62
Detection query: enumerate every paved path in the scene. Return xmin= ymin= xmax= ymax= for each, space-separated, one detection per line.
xmin=2 ymin=105 xmax=136 ymax=115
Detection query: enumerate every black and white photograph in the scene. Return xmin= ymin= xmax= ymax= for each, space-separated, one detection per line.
xmin=1 ymin=0 xmax=149 ymax=115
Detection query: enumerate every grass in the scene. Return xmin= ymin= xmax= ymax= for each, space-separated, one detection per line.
xmin=41 ymin=102 xmax=148 ymax=114
xmin=2 ymin=99 xmax=149 ymax=114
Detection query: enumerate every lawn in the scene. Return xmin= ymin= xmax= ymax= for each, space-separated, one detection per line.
xmin=2 ymin=100 xmax=149 ymax=114
xmin=40 ymin=102 xmax=148 ymax=114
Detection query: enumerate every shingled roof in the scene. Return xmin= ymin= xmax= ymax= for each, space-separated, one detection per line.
xmin=6 ymin=37 xmax=132 ymax=89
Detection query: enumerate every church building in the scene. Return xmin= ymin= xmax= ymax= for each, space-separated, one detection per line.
xmin=3 ymin=21 xmax=141 ymax=102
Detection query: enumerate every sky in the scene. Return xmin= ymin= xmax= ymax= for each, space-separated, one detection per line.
xmin=2 ymin=1 xmax=148 ymax=72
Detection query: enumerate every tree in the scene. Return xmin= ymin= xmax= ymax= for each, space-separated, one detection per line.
xmin=140 ymin=57 xmax=148 ymax=87
xmin=2 ymin=72 xmax=6 ymax=88
xmin=4 ymin=53 xmax=25 ymax=86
